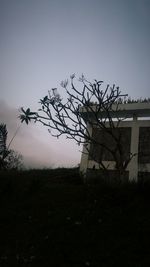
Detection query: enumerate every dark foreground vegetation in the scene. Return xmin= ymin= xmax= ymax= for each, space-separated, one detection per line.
xmin=0 ymin=168 xmax=150 ymax=267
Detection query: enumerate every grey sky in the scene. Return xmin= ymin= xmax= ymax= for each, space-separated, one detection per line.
xmin=0 ymin=0 xmax=150 ymax=168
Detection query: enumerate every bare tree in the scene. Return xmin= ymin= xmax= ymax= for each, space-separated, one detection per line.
xmin=19 ymin=74 xmax=134 ymax=178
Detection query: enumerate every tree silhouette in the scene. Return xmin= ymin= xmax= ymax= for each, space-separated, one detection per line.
xmin=6 ymin=150 xmax=23 ymax=170
xmin=0 ymin=124 xmax=10 ymax=169
xmin=0 ymin=123 xmax=23 ymax=170
xmin=19 ymin=74 xmax=134 ymax=178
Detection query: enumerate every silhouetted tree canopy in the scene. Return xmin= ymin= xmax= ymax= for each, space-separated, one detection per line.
xmin=19 ymin=74 xmax=145 ymax=177
xmin=0 ymin=123 xmax=23 ymax=170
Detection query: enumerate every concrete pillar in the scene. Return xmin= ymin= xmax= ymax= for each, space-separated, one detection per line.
xmin=129 ymin=117 xmax=139 ymax=181
xmin=80 ymin=123 xmax=92 ymax=177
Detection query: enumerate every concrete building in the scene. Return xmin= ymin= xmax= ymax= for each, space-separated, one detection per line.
xmin=80 ymin=102 xmax=150 ymax=181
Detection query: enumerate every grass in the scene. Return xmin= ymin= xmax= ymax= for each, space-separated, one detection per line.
xmin=0 ymin=168 xmax=150 ymax=266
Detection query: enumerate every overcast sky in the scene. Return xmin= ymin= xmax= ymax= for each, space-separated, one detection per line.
xmin=0 ymin=0 xmax=150 ymax=168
